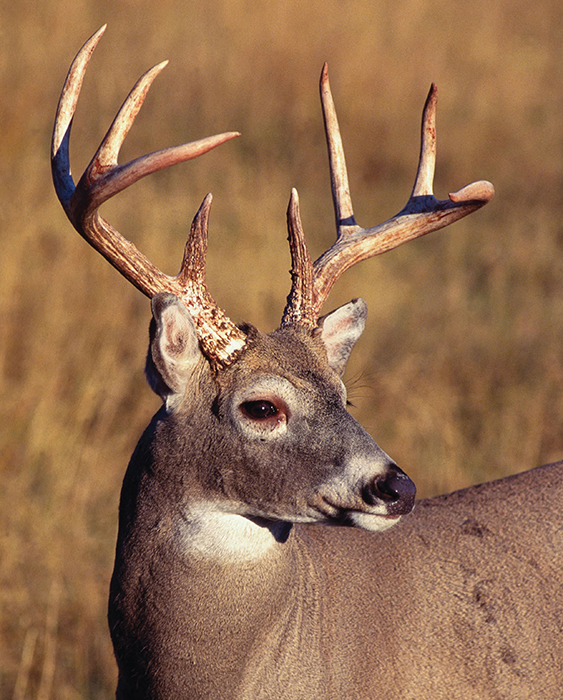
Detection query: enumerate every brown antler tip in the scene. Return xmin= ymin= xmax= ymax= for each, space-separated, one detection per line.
xmin=197 ymin=192 xmax=214 ymax=222
xmin=449 ymin=180 xmax=495 ymax=203
xmin=424 ymin=83 xmax=438 ymax=111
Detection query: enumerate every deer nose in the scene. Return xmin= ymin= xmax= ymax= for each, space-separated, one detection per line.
xmin=362 ymin=465 xmax=416 ymax=515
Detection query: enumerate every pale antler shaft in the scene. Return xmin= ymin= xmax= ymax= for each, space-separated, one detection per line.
xmin=52 ymin=26 xmax=246 ymax=367
xmin=320 ymin=64 xmax=357 ymax=234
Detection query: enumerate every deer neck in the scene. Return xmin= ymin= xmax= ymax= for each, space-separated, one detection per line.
xmin=110 ymin=478 xmax=325 ymax=699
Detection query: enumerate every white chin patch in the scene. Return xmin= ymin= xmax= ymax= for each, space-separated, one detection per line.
xmin=348 ymin=512 xmax=403 ymax=533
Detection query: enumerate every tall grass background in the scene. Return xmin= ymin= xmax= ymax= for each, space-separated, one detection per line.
xmin=1 ymin=0 xmax=562 ymax=697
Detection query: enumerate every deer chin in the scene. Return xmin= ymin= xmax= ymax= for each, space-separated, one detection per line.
xmin=314 ymin=504 xmax=407 ymax=533
xmin=347 ymin=511 xmax=404 ymax=533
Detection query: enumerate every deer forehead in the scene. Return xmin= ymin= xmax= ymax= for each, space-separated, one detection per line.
xmin=219 ymin=325 xmax=344 ymax=395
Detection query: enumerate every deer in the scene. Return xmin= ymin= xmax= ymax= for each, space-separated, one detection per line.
xmin=51 ymin=26 xmax=563 ymax=700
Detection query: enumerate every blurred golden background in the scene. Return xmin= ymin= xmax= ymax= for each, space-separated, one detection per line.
xmin=1 ymin=0 xmax=562 ymax=697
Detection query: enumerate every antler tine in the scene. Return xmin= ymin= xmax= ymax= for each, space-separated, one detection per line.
xmin=77 ymin=61 xmax=240 ymax=212
xmin=408 ymin=86 xmax=494 ymax=205
xmin=52 ymin=24 xmax=107 ymax=207
xmin=410 ymin=84 xmax=437 ymax=198
xmin=281 ymin=189 xmax=316 ymax=329
xmin=320 ymin=63 xmax=360 ymax=237
xmin=176 ymin=194 xmax=247 ymax=362
xmin=178 ymin=193 xmax=214 ymax=288
xmin=309 ymin=70 xmax=494 ymax=318
xmin=87 ymin=60 xmax=171 ymax=179
xmin=52 ymin=27 xmax=246 ymax=368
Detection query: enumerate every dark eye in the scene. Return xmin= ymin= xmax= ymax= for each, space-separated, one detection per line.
xmin=241 ymin=400 xmax=279 ymax=420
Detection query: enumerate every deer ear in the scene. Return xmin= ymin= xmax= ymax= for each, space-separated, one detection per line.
xmin=318 ymin=298 xmax=368 ymax=377
xmin=146 ymin=293 xmax=203 ymax=401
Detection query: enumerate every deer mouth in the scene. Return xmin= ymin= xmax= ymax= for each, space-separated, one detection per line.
xmin=308 ymin=498 xmax=408 ymax=533
xmin=311 ymin=496 xmax=407 ymax=529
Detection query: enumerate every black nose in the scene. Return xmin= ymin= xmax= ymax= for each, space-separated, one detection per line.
xmin=363 ymin=464 xmax=416 ymax=515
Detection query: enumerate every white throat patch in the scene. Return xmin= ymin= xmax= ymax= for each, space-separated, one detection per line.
xmin=178 ymin=507 xmax=285 ymax=562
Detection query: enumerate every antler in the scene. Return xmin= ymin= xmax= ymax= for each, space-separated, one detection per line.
xmin=51 ymin=26 xmax=247 ymax=367
xmin=54 ymin=30 xmax=494 ymax=362
xmin=281 ymin=64 xmax=494 ymax=327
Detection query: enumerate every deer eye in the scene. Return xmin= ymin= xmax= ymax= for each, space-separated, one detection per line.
xmin=241 ymin=400 xmax=279 ymax=420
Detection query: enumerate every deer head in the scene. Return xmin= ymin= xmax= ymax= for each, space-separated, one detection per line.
xmin=51 ymin=26 xmax=493 ymax=538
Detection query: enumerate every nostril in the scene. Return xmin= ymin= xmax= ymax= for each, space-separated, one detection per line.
xmin=362 ymin=465 xmax=416 ymax=514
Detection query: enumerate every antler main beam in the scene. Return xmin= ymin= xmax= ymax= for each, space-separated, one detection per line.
xmin=282 ymin=65 xmax=494 ymax=326
xmin=51 ymin=26 xmax=247 ymax=367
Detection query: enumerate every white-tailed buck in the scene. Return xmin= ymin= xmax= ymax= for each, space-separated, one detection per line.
xmin=52 ymin=26 xmax=563 ymax=700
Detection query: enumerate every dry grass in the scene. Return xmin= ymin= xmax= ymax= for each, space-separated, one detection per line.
xmin=1 ymin=0 xmax=562 ymax=697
